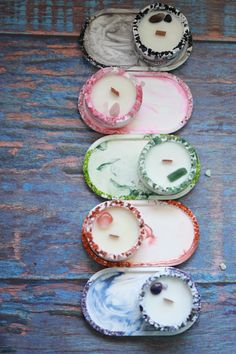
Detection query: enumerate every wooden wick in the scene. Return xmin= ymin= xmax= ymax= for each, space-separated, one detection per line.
xmin=164 ymin=297 xmax=174 ymax=303
xmin=155 ymin=30 xmax=166 ymax=37
xmin=162 ymin=159 xmax=173 ymax=164
xmin=109 ymin=234 xmax=120 ymax=239
xmin=111 ymin=87 xmax=120 ymax=96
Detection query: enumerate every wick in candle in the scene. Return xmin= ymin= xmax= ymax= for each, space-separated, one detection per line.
xmin=109 ymin=233 xmax=120 ymax=239
xmin=162 ymin=159 xmax=173 ymax=164
xmin=155 ymin=30 xmax=166 ymax=37
xmin=164 ymin=297 xmax=174 ymax=304
xmin=111 ymin=87 xmax=120 ymax=97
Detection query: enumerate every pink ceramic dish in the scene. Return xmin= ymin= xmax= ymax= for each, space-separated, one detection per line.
xmin=78 ymin=71 xmax=193 ymax=134
xmin=83 ymin=67 xmax=143 ymax=128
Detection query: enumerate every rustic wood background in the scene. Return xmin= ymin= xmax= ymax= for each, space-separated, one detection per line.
xmin=0 ymin=0 xmax=235 ymax=353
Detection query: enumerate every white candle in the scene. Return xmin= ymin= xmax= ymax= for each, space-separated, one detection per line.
xmin=138 ymin=136 xmax=199 ymax=196
xmin=86 ymin=201 xmax=145 ymax=261
xmin=138 ymin=11 xmax=184 ymax=53
xmin=84 ymin=67 xmax=143 ymax=128
xmin=91 ymin=75 xmax=136 ymax=116
xmin=141 ymin=276 xmax=193 ymax=327
xmin=144 ymin=141 xmax=191 ymax=189
xmin=92 ymin=207 xmax=140 ymax=254
xmin=139 ymin=268 xmax=200 ymax=332
xmin=133 ymin=4 xmax=190 ymax=66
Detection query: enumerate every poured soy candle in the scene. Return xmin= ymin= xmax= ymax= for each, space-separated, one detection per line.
xmin=84 ymin=67 xmax=143 ymax=128
xmin=85 ymin=200 xmax=146 ymax=261
xmin=139 ymin=268 xmax=201 ymax=332
xmin=139 ymin=135 xmax=200 ymax=196
xmin=133 ymin=3 xmax=190 ymax=65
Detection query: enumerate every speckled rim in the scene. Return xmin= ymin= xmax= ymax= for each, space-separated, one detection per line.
xmin=83 ymin=67 xmax=143 ymax=128
xmin=82 ymin=200 xmax=200 ymax=267
xmin=81 ymin=278 xmax=126 ymax=336
xmin=78 ymin=8 xmax=193 ymax=71
xmin=78 ymin=71 xmax=193 ymax=135
xmin=133 ymin=3 xmax=190 ymax=64
xmin=139 ymin=267 xmax=201 ymax=332
xmin=83 ymin=200 xmax=146 ymax=262
xmin=138 ymin=135 xmax=200 ymax=195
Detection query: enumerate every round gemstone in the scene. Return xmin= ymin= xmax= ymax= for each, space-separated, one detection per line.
xmin=96 ymin=212 xmax=113 ymax=229
xmin=150 ymin=282 xmax=163 ymax=295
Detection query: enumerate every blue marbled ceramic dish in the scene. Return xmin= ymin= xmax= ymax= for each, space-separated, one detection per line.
xmin=81 ymin=267 xmax=200 ymax=336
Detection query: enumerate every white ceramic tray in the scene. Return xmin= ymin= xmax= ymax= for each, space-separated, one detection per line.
xmin=81 ymin=267 xmax=201 ymax=336
xmin=79 ymin=8 xmax=193 ymax=71
xmin=83 ymin=134 xmax=200 ymax=200
xmin=78 ymin=71 xmax=193 ymax=135
xmin=82 ymin=200 xmax=199 ymax=267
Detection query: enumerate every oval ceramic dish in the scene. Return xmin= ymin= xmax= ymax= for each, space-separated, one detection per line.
xmin=78 ymin=71 xmax=193 ymax=135
xmin=82 ymin=200 xmax=199 ymax=267
xmin=78 ymin=8 xmax=192 ymax=71
xmin=83 ymin=134 xmax=200 ymax=200
xmin=81 ymin=267 xmax=201 ymax=336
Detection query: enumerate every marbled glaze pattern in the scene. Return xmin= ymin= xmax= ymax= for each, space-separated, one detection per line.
xmin=83 ymin=134 xmax=200 ymax=200
xmin=79 ymin=71 xmax=193 ymax=135
xmin=80 ymin=8 xmax=192 ymax=71
xmin=81 ymin=267 xmax=200 ymax=336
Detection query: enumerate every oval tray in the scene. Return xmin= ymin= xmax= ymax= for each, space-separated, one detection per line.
xmin=81 ymin=267 xmax=200 ymax=336
xmin=78 ymin=8 xmax=193 ymax=71
xmin=82 ymin=200 xmax=199 ymax=267
xmin=83 ymin=134 xmax=200 ymax=200
xmin=78 ymin=71 xmax=193 ymax=135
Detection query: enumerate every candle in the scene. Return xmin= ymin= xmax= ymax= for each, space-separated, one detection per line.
xmin=84 ymin=67 xmax=143 ymax=128
xmin=138 ymin=135 xmax=200 ymax=196
xmin=85 ymin=200 xmax=146 ymax=261
xmin=139 ymin=268 xmax=201 ymax=332
xmin=133 ymin=3 xmax=190 ymax=66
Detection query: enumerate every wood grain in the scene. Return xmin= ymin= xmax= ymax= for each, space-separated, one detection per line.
xmin=0 ymin=281 xmax=235 ymax=353
xmin=0 ymin=0 xmax=236 ymax=352
xmin=0 ymin=34 xmax=235 ymax=282
xmin=0 ymin=0 xmax=235 ymax=41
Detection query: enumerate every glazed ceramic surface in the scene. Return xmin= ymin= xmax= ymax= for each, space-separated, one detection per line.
xmin=81 ymin=267 xmax=201 ymax=336
xmin=83 ymin=134 xmax=200 ymax=200
xmin=79 ymin=8 xmax=192 ymax=71
xmin=82 ymin=200 xmax=199 ymax=267
xmin=79 ymin=71 xmax=193 ymax=135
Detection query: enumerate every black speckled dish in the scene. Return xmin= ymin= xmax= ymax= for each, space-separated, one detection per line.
xmin=78 ymin=8 xmax=192 ymax=71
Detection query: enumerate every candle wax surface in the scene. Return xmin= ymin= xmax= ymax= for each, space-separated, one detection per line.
xmin=143 ymin=276 xmax=193 ymax=326
xmin=91 ymin=74 xmax=136 ymax=116
xmin=145 ymin=142 xmax=191 ymax=189
xmin=92 ymin=207 xmax=140 ymax=254
xmin=138 ymin=11 xmax=184 ymax=52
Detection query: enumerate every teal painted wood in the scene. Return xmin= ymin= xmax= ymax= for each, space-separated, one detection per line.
xmin=0 ymin=0 xmax=235 ymax=41
xmin=0 ymin=0 xmax=236 ymax=352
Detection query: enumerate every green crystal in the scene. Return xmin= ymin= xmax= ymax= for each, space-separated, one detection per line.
xmin=167 ymin=168 xmax=188 ymax=182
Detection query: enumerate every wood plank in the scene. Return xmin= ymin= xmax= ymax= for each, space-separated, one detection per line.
xmin=0 ymin=0 xmax=235 ymax=41
xmin=0 ymin=35 xmax=235 ymax=280
xmin=0 ymin=280 xmax=235 ymax=353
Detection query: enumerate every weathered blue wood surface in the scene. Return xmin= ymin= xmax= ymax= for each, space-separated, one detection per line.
xmin=0 ymin=0 xmax=236 ymax=353
xmin=0 ymin=0 xmax=235 ymax=41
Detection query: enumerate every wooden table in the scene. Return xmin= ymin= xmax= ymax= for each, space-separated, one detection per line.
xmin=0 ymin=1 xmax=235 ymax=352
